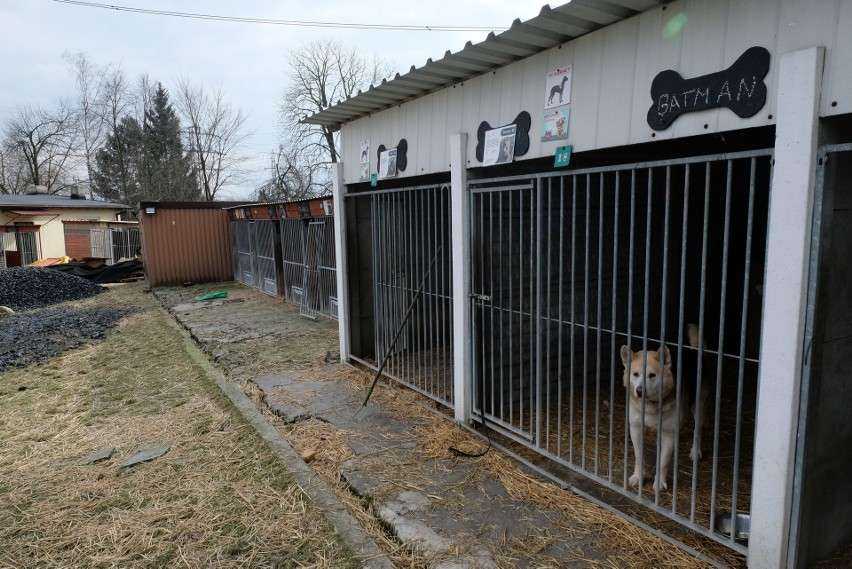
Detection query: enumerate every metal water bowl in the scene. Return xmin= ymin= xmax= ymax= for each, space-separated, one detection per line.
xmin=715 ymin=512 xmax=750 ymax=542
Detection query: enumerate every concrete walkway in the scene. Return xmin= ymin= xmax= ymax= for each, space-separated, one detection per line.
xmin=154 ymin=284 xmax=727 ymax=569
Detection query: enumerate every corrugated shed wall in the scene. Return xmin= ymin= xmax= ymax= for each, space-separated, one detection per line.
xmin=140 ymin=206 xmax=233 ymax=287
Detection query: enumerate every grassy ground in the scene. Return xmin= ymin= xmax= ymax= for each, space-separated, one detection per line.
xmin=0 ymin=283 xmax=358 ymax=569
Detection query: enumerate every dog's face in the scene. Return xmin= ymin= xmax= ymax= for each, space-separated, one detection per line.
xmin=620 ymin=346 xmax=674 ymax=402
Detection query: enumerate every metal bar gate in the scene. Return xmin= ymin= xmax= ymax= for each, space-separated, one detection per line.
xmin=230 ymin=220 xmax=255 ymax=286
xmin=280 ymin=217 xmax=338 ymax=320
xmin=469 ymin=149 xmax=772 ymax=552
xmin=363 ymin=183 xmax=454 ymax=408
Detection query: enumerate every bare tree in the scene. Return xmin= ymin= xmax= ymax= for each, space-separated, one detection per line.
xmin=0 ymin=147 xmax=29 ymax=195
xmin=175 ymin=78 xmax=251 ymax=201
xmin=64 ymin=52 xmax=109 ymax=193
xmin=279 ymin=40 xmax=394 ymax=167
xmin=1 ymin=102 xmax=80 ymax=194
xmin=253 ymin=142 xmax=329 ymax=202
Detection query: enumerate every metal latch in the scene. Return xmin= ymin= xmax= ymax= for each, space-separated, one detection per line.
xmin=470 ymin=293 xmax=491 ymax=302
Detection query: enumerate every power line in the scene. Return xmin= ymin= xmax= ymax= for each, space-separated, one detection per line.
xmin=49 ymin=0 xmax=507 ymax=32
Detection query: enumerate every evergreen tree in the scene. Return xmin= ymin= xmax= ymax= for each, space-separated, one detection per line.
xmin=92 ymin=115 xmax=142 ymax=205
xmin=141 ymin=83 xmax=199 ymax=201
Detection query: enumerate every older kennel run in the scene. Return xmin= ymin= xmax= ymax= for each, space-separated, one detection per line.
xmin=278 ymin=198 xmax=338 ymax=320
xmin=344 ymin=182 xmax=455 ymax=409
xmin=228 ymin=206 xmax=282 ymax=296
xmin=468 ymin=149 xmax=770 ymax=554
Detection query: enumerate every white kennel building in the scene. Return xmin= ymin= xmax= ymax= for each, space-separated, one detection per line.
xmin=309 ymin=1 xmax=852 ymax=567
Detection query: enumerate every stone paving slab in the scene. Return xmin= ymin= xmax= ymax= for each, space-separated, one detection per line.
xmin=253 ymin=370 xmax=602 ymax=568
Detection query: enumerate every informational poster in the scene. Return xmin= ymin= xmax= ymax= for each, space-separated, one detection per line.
xmin=541 ymin=107 xmax=570 ymax=142
xmin=378 ymin=147 xmax=397 ymax=179
xmin=359 ymin=139 xmax=370 ymax=181
xmin=544 ymin=65 xmax=572 ymax=109
xmin=483 ymin=124 xmax=516 ymax=166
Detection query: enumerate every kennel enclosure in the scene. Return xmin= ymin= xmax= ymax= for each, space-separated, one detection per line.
xmin=314 ymin=1 xmax=852 ymax=566
xmin=227 ymin=198 xmax=339 ymax=320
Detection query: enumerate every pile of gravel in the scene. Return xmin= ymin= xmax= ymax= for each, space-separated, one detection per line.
xmin=0 ymin=306 xmax=135 ymax=371
xmin=0 ymin=267 xmax=105 ymax=311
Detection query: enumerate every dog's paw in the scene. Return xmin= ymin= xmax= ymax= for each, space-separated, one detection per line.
xmin=629 ymin=472 xmax=643 ymax=488
xmin=653 ymin=476 xmax=669 ymax=493
xmin=690 ymin=446 xmax=703 ymax=461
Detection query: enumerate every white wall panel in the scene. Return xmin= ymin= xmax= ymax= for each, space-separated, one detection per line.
xmin=340 ymin=0 xmax=851 ymax=183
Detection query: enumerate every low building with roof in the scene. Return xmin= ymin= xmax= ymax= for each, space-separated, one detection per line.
xmin=0 ymin=189 xmax=133 ymax=267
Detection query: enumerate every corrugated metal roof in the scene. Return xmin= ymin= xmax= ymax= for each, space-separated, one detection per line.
xmin=0 ymin=194 xmax=128 ymax=209
xmin=304 ymin=0 xmax=666 ymax=129
xmin=7 ymin=210 xmax=61 ymax=216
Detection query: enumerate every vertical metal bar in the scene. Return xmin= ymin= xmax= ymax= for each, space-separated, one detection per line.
xmin=557 ymin=176 xmax=566 ymax=458
xmin=545 ymin=178 xmax=553 ymax=451
xmin=489 ymin=192 xmax=497 ymax=422
xmin=730 ymin=157 xmax=757 ymax=543
xmin=477 ymin=192 xmax=486 ymax=420
xmin=656 ymin=166 xmax=672 ymax=506
xmin=672 ymin=164 xmax=691 ymax=514
xmin=595 ymin=173 xmax=604 ymax=475
xmin=518 ymin=188 xmax=524 ymax=431
xmin=372 ymin=196 xmax=381 ymax=367
xmin=535 ymin=180 xmax=544 ymax=448
xmin=508 ymin=190 xmax=515 ymax=426
xmin=582 ymin=173 xmax=590 ymax=470
xmin=624 ymin=169 xmax=637 ymax=489
xmin=529 ymin=186 xmax=535 ymax=436
xmin=609 ymin=171 xmax=621 ymax=483
xmin=445 ymin=185 xmax=452 ymax=404
xmin=417 ymin=189 xmax=423 ymax=389
xmin=428 ymin=188 xmax=445 ymax=398
xmin=692 ymin=163 xmax=712 ymax=523
xmin=410 ymin=193 xmax=418 ymax=386
xmin=710 ymin=160 xmax=734 ymax=531
xmin=638 ymin=167 xmax=653 ymax=502
xmin=570 ymin=176 xmax=577 ymax=463
xmin=432 ymin=186 xmax=439 ymax=399
xmin=499 ymin=188 xmax=506 ymax=425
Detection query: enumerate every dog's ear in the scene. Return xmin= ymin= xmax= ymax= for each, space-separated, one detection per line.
xmin=620 ymin=345 xmax=631 ymax=366
xmin=659 ymin=346 xmax=673 ymax=369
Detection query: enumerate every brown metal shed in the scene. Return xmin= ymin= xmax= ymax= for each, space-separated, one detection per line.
xmin=139 ymin=201 xmax=253 ymax=287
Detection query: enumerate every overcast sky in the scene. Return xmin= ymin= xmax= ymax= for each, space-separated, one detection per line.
xmin=0 ymin=0 xmax=549 ymax=199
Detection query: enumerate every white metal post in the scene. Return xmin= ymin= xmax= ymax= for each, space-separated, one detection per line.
xmin=451 ymin=133 xmax=471 ymax=424
xmin=749 ymin=46 xmax=825 ymax=569
xmin=331 ymin=162 xmax=351 ymax=363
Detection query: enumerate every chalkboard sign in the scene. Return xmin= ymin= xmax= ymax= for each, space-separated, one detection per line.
xmin=647 ymin=46 xmax=770 ymax=131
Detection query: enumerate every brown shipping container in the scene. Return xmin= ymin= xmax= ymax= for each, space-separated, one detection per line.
xmin=139 ymin=201 xmax=252 ymax=287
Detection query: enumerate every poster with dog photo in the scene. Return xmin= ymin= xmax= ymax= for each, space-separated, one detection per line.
xmin=378 ymin=147 xmax=397 ymax=179
xmin=544 ymin=65 xmax=572 ymax=110
xmin=483 ymin=124 xmax=516 ymax=166
xmin=541 ymin=108 xmax=570 ymax=142
xmin=359 ymin=139 xmax=370 ymax=181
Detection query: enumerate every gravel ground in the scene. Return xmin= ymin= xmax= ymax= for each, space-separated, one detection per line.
xmin=0 ymin=267 xmax=105 ymax=311
xmin=0 ymin=306 xmax=134 ymax=372
xmin=0 ymin=267 xmax=128 ymax=372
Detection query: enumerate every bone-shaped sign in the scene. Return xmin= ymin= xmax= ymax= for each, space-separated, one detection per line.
xmin=376 ymin=139 xmax=408 ymax=173
xmin=647 ymin=46 xmax=770 ymax=131
xmin=476 ymin=111 xmax=531 ymax=163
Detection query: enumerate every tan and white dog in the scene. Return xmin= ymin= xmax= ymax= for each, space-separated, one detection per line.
xmin=620 ymin=324 xmax=709 ymax=492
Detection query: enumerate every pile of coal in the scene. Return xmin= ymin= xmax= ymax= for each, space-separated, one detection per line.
xmin=0 ymin=306 xmax=135 ymax=371
xmin=0 ymin=267 xmax=105 ymax=311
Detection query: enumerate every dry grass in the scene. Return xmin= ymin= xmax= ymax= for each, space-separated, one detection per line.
xmin=148 ymin=282 xmax=747 ymax=567
xmin=272 ymin=362 xmax=741 ymax=568
xmin=0 ymin=284 xmax=358 ymax=569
